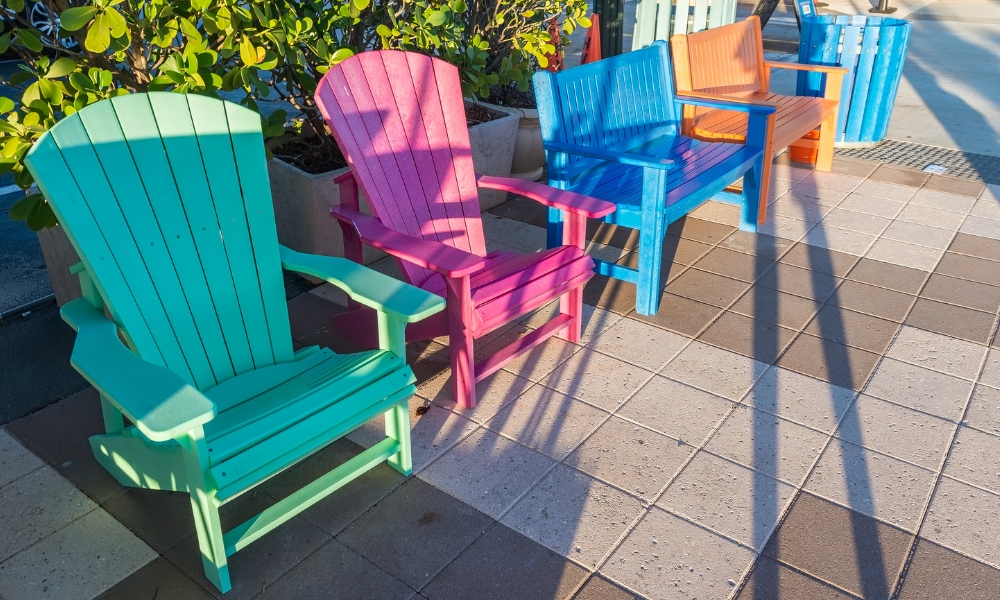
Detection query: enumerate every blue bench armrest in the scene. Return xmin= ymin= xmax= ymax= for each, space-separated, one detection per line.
xmin=542 ymin=141 xmax=674 ymax=171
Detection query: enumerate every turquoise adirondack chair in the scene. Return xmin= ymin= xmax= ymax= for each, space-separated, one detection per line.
xmin=23 ymin=92 xmax=445 ymax=593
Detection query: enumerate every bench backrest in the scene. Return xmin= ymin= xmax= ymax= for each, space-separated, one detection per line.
xmin=670 ymin=16 xmax=767 ymax=95
xmin=633 ymin=0 xmax=739 ymax=49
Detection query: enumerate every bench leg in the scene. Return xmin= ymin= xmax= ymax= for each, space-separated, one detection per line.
xmin=636 ymin=167 xmax=667 ymax=316
xmin=740 ymin=157 xmax=765 ymax=233
xmin=384 ymin=400 xmax=413 ymax=476
xmin=816 ymin=114 xmax=836 ymax=172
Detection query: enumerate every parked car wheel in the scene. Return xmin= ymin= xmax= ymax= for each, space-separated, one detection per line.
xmin=25 ymin=1 xmax=79 ymax=51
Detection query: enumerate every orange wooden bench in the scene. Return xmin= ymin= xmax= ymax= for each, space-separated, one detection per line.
xmin=669 ymin=16 xmax=848 ymax=222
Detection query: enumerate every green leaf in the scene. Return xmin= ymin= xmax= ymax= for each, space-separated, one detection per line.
xmin=60 ymin=6 xmax=98 ymax=31
xmin=191 ymin=0 xmax=211 ymax=11
xmin=45 ymin=58 xmax=77 ymax=79
xmin=426 ymin=10 xmax=447 ymax=26
xmin=0 ymin=97 xmax=13 ymax=113
xmin=178 ymin=17 xmax=201 ymax=40
xmin=17 ymin=29 xmax=42 ymax=52
xmin=68 ymin=71 xmax=93 ymax=92
xmin=0 ymin=33 xmax=11 ymax=55
xmin=26 ymin=196 xmax=51 ymax=231
xmin=453 ymin=0 xmax=467 ymax=11
xmin=85 ymin=14 xmax=111 ymax=52
xmin=330 ymin=48 xmax=353 ymax=64
xmin=239 ymin=36 xmax=258 ymax=65
xmin=8 ymin=194 xmax=38 ymax=222
xmin=7 ymin=71 xmax=33 ymax=87
xmin=578 ymin=16 xmax=592 ymax=27
xmin=7 ymin=0 xmax=23 ymax=13
xmin=105 ymin=7 xmax=127 ymax=38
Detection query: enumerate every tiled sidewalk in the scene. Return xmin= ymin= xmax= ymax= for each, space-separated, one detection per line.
xmin=3 ymin=157 xmax=1000 ymax=599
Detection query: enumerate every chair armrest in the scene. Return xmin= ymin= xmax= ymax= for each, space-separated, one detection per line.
xmin=279 ymin=245 xmax=445 ymax=323
xmin=330 ymin=206 xmax=486 ymax=278
xmin=675 ymin=92 xmax=778 ymax=114
xmin=764 ymin=61 xmax=849 ymax=75
xmin=543 ymin=141 xmax=675 ymax=171
xmin=476 ymin=175 xmax=615 ymax=218
xmin=60 ymin=299 xmax=216 ymax=443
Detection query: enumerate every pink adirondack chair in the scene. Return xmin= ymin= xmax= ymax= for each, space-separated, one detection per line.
xmin=315 ymin=50 xmax=615 ymax=409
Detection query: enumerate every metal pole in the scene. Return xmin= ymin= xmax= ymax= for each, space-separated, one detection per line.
xmin=593 ymin=0 xmax=624 ymax=57
xmin=869 ymin=0 xmax=896 ymax=14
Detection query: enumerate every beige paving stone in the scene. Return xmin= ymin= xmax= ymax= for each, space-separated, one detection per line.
xmin=586 ymin=241 xmax=631 ymax=265
xmin=897 ymin=203 xmax=966 ymax=231
xmin=690 ymin=201 xmax=741 ymax=227
xmin=484 ymin=239 xmax=522 ymax=255
xmin=308 ymin=282 xmax=348 ymax=307
xmin=922 ymin=476 xmax=1000 ymax=569
xmin=854 ymin=180 xmax=918 ymax=202
xmin=804 ymin=439 xmax=937 ymax=531
xmin=800 ymin=172 xmax=865 ymax=193
xmin=887 ymin=326 xmax=987 ymax=380
xmin=802 ymin=225 xmax=876 ymax=255
xmin=0 ymin=509 xmax=156 ymax=600
xmin=0 ymin=466 xmax=97 ymax=562
xmin=757 ymin=214 xmax=814 ymax=242
xmin=501 ymin=464 xmax=644 ymax=568
xmin=965 ymin=384 xmax=1000 ymax=436
xmin=482 ymin=213 xmax=528 ymax=242
xmin=661 ymin=341 xmax=769 ymax=401
xmin=498 ymin=334 xmax=579 ymax=383
xmin=818 ymin=207 xmax=892 ymax=235
xmin=618 ymin=376 xmax=736 ymax=446
xmin=909 ymin=188 xmax=977 ymax=213
xmin=485 ymin=385 xmax=609 ymax=460
xmin=978 ymin=349 xmax=1000 ymax=388
xmin=586 ymin=316 xmax=689 ymax=372
xmin=601 ymin=507 xmax=755 ymax=600
xmin=836 ymin=395 xmax=956 ymax=470
xmin=865 ymin=238 xmax=944 ymax=271
xmin=495 ymin=223 xmax=547 ymax=253
xmin=783 ymin=183 xmax=851 ymax=207
xmin=881 ymin=220 xmax=957 ymax=250
xmin=418 ymin=369 xmax=534 ymax=423
xmin=519 ymin=301 xmax=623 ymax=344
xmin=836 ymin=193 xmax=905 ymax=218
xmin=768 ymin=196 xmax=834 ymax=224
xmin=565 ymin=416 xmax=693 ymax=499
xmin=743 ymin=366 xmax=856 ymax=433
xmin=970 ymin=197 xmax=1000 ymax=221
xmin=767 ymin=178 xmax=796 ymax=199
xmin=419 ymin=428 xmax=555 ymax=518
xmin=772 ymin=163 xmax=813 ymax=184
xmin=540 ymin=349 xmax=653 ymax=411
xmin=704 ymin=405 xmax=829 ymax=485
xmin=981 ymin=184 xmax=1000 ymax=202
xmin=960 ymin=215 xmax=1000 ymax=241
xmin=942 ymin=426 xmax=1000 ymax=495
xmin=865 ymin=357 xmax=974 ymax=421
xmin=0 ymin=430 xmax=44 ymax=489
xmin=347 ymin=400 xmax=479 ymax=473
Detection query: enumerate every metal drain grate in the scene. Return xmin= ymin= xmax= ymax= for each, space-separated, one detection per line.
xmin=836 ymin=140 xmax=1000 ymax=184
xmin=907 ymin=14 xmax=1000 ymax=25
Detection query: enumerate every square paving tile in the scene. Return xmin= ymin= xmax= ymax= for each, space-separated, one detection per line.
xmin=286 ymin=292 xmax=341 ymax=340
xmin=829 ymin=280 xmax=915 ymax=322
xmin=836 ymin=395 xmax=955 ymax=470
xmin=978 ymin=348 xmax=1000 ymax=387
xmin=566 ymin=416 xmax=694 ymax=499
xmin=690 ymin=200 xmax=741 ymax=227
xmin=804 ymin=439 xmax=937 ymax=531
xmin=665 ymin=217 xmax=736 ymax=245
xmin=803 ymin=305 xmax=901 ymax=354
xmin=772 ymin=161 xmax=813 ymax=184
xmin=573 ymin=575 xmax=643 ymax=600
xmin=698 ymin=311 xmax=798 ymax=364
xmin=488 ymin=197 xmax=548 ymax=227
xmin=540 ymin=349 xmax=653 ymax=411
xmin=868 ymin=165 xmax=929 ymax=188
xmin=763 ymin=492 xmax=913 ymax=600
xmin=419 ymin=428 xmax=554 ymax=518
xmin=921 ymin=476 xmax=1000 ymax=569
xmin=587 ymin=221 xmax=642 ymax=251
xmin=496 ymin=223 xmax=547 ymax=253
xmin=102 ymin=487 xmax=212 ymax=554
xmin=336 ymin=478 xmax=492 ymax=590
xmin=51 ymin=441 xmax=128 ymax=506
xmin=965 ymin=384 xmax=1000 ymax=436
xmin=758 ymin=214 xmax=815 ymax=241
xmin=776 ymin=334 xmax=881 ymax=391
xmin=778 ymin=242 xmax=862 ymax=277
xmin=802 ymin=225 xmax=877 ymax=256
xmin=743 ymin=366 xmax=856 ymax=433
xmin=865 ymin=357 xmax=973 ymax=421
xmin=96 ymin=556 xmax=213 ymax=600
xmin=757 ymin=262 xmax=843 ymax=302
xmin=921 ymin=273 xmax=1000 ymax=313
xmin=494 ymin=333 xmax=579 ymax=384
xmin=5 ymin=387 xmax=104 ymax=462
xmin=0 ymin=430 xmax=43 ymax=489
xmin=600 ymin=507 xmax=755 ymax=600
xmin=618 ymin=375 xmax=736 ymax=446
xmin=942 ymin=426 xmax=1000 ymax=495
xmin=704 ymin=405 xmax=828 ymax=485
xmin=662 ymin=341 xmax=769 ymax=400
xmin=717 ymin=230 xmax=795 ymax=261
xmin=502 ymin=463 xmax=644 ymax=568
xmin=769 ymin=196 xmax=836 ymax=223
xmin=664 ymin=268 xmax=752 ymax=309
xmin=855 ymin=179 xmax=919 ymax=202
xmin=658 ymin=452 xmax=796 ymax=550
xmin=631 ymin=293 xmax=724 ymax=337
xmin=970 ymin=197 xmax=1000 ymax=221
xmin=910 ymin=188 xmax=977 ymax=213
xmin=692 ymin=247 xmax=774 ymax=283
xmin=404 ymin=340 xmax=453 ymax=385
xmin=800 ymin=171 xmax=865 ymax=193
xmin=936 ymin=251 xmax=1000 ymax=286
xmin=422 ymin=522 xmax=590 ymax=600
xmin=586 ymin=317 xmax=688 ymax=371
xmin=262 ymin=540 xmax=415 ymax=600
xmin=837 ymin=192 xmax=905 ymax=218
xmin=886 ymin=325 xmax=987 ymax=380
xmin=519 ymin=301 xmax=624 ymax=344
xmin=614 ymin=250 xmax=689 ymax=288
xmin=960 ymin=215 xmax=1000 ymax=240
xmin=845 ymin=258 xmax=929 ymax=294
xmin=656 ymin=235 xmax=716 ymax=265
xmin=735 ymin=555 xmax=859 ymax=599
xmin=583 ymin=274 xmax=640 ymax=315
xmin=866 ymin=238 xmax=944 ymax=271
xmin=896 ymin=538 xmax=1000 ymax=600
xmin=729 ymin=286 xmax=822 ymax=331
xmin=949 ymin=231 xmax=1000 ymax=261
xmin=482 ymin=212 xmax=528 ymax=241
xmin=881 ymin=220 xmax=956 ymax=250
xmin=419 ymin=369 xmax=534 ymax=424
xmin=905 ymin=298 xmax=995 ymax=344
xmin=831 ymin=158 xmax=878 ymax=179
xmin=921 ymin=175 xmax=986 ymax=199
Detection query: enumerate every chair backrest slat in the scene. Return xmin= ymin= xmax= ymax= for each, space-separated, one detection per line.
xmin=670 ymin=16 xmax=767 ymax=95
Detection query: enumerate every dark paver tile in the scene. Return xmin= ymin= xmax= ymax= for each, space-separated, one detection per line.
xmin=615 ymin=251 xmax=689 ymax=286
xmin=922 ymin=175 xmax=986 ymax=198
xmin=803 ymin=305 xmax=901 ymax=354
xmin=587 ymin=221 xmax=641 ymax=251
xmin=287 ymin=292 xmax=344 ymax=340
xmin=487 ymin=197 xmax=547 ymax=227
xmin=735 ymin=555 xmax=860 ymax=599
xmin=698 ymin=311 xmax=797 ymax=363
xmin=574 ymin=574 xmax=643 ymax=599
xmin=757 ymin=263 xmax=842 ymax=302
xmin=658 ymin=235 xmax=717 ymax=265
xmin=96 ymin=556 xmax=213 ymax=600
xmin=921 ymin=273 xmax=1000 ymax=313
xmin=869 ymin=165 xmax=929 ymax=188
xmin=422 ymin=522 xmax=589 ymax=600
xmin=631 ymin=293 xmax=723 ymax=337
xmin=779 ymin=243 xmax=862 ymax=277
xmin=730 ymin=286 xmax=822 ymax=331
xmin=664 ymin=268 xmax=752 ymax=308
xmin=336 ymin=478 xmax=493 ymax=590
xmin=830 ymin=280 xmax=915 ymax=322
xmin=718 ymin=230 xmax=795 ymax=261
xmin=905 ymin=298 xmax=995 ymax=344
xmin=693 ymin=247 xmax=775 ymax=282
xmin=896 ymin=538 xmax=1000 ymax=600
xmin=777 ymin=334 xmax=880 ymax=391
xmin=6 ymin=387 xmax=104 ymax=461
xmin=405 ymin=340 xmax=453 ymax=384
xmin=763 ymin=492 xmax=913 ymax=600
xmin=846 ymin=258 xmax=928 ymax=294
xmin=583 ymin=274 xmax=639 ymax=315
xmin=935 ymin=252 xmax=1000 ymax=286
xmin=264 ymin=438 xmax=405 ymax=535
xmin=262 ymin=539 xmax=415 ymax=600
xmin=52 ymin=442 xmax=126 ymax=506
xmin=831 ymin=158 xmax=879 ymax=179
xmin=296 ymin=323 xmax=368 ymax=355
xmin=948 ymin=233 xmax=1000 ymax=262
xmin=666 ymin=217 xmax=737 ymax=245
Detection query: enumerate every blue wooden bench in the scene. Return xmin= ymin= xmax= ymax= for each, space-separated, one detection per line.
xmin=534 ymin=41 xmax=775 ymax=315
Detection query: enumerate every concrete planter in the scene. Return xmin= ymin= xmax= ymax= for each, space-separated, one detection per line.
xmin=36 ymin=224 xmax=81 ymax=307
xmin=482 ymin=102 xmax=545 ymax=181
xmin=466 ymin=102 xmax=520 ymax=210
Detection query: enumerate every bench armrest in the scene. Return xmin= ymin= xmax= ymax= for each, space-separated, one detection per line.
xmin=279 ymin=245 xmax=445 ymax=323
xmin=543 ymin=141 xmax=675 ymax=171
xmin=330 ymin=206 xmax=485 ymax=279
xmin=764 ymin=61 xmax=849 ymax=75
xmin=60 ymin=299 xmax=216 ymax=443
xmin=675 ymin=92 xmax=778 ymax=114
xmin=476 ymin=174 xmax=615 ymax=218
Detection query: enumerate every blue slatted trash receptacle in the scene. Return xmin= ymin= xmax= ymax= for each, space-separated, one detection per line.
xmin=796 ymin=15 xmax=911 ymax=146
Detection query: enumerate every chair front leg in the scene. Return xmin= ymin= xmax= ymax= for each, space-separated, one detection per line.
xmin=445 ymin=275 xmax=477 ymax=409
xmin=817 ymin=72 xmax=845 ymax=172
xmin=559 ymin=211 xmax=588 ymax=342
xmin=182 ymin=427 xmax=231 ymax=593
